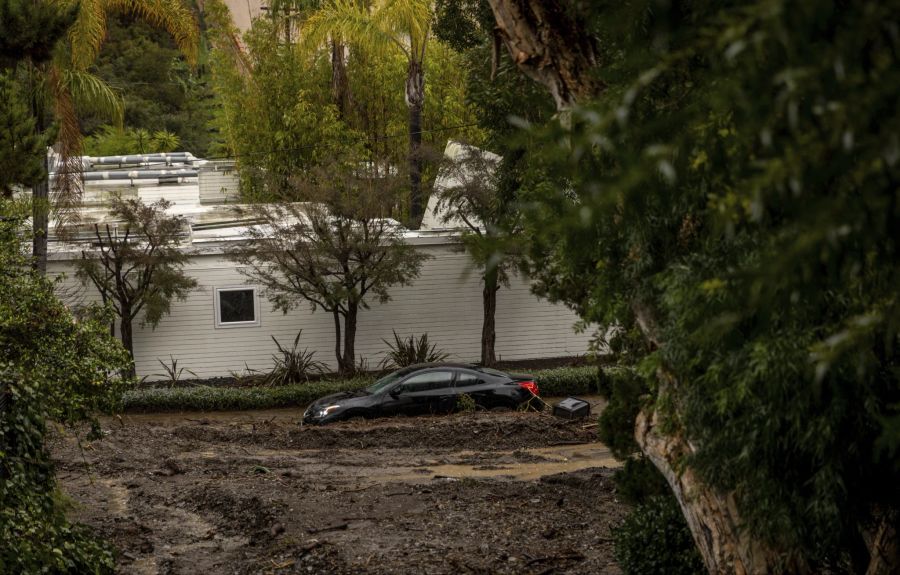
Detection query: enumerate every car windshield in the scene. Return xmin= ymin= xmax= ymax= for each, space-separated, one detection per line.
xmin=365 ymin=368 xmax=412 ymax=394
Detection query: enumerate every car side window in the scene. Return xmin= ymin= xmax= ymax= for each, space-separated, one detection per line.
xmin=454 ymin=372 xmax=483 ymax=388
xmin=401 ymin=371 xmax=455 ymax=392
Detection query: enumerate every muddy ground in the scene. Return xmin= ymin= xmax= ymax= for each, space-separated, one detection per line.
xmin=51 ymin=406 xmax=627 ymax=574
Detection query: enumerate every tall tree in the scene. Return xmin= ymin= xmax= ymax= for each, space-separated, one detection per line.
xmin=0 ymin=73 xmax=48 ymax=197
xmin=494 ymin=0 xmax=900 ymax=572
xmin=228 ymin=162 xmax=429 ymax=374
xmin=432 ymin=142 xmax=519 ymax=366
xmin=301 ymin=0 xmax=432 ymax=226
xmin=76 ymin=196 xmax=197 ymax=376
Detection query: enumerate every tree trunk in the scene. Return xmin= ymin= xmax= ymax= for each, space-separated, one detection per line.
xmin=333 ymin=309 xmax=344 ymax=373
xmin=486 ymin=0 xmax=601 ymax=109
xmin=481 ymin=268 xmax=500 ymax=366
xmin=405 ymin=58 xmax=425 ymax=227
xmin=31 ymin=155 xmax=49 ymax=275
xmin=342 ymin=304 xmax=358 ymax=375
xmin=635 ymin=405 xmax=806 ymax=574
xmin=866 ymin=511 xmax=899 ymax=575
xmin=119 ymin=314 xmax=136 ymax=379
xmin=331 ymin=39 xmax=351 ymax=120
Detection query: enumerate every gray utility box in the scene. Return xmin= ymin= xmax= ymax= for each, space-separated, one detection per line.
xmin=552 ymin=397 xmax=591 ymax=420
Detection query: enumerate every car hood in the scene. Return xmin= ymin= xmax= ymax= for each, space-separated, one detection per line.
xmin=307 ymin=389 xmax=373 ymax=411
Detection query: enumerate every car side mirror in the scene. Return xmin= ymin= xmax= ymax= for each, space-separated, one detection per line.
xmin=389 ymin=386 xmax=402 ymax=398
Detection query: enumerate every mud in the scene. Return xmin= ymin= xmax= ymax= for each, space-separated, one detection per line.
xmin=51 ymin=409 xmax=627 ymax=574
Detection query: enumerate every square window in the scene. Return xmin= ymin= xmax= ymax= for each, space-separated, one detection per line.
xmin=215 ymin=288 xmax=259 ymax=328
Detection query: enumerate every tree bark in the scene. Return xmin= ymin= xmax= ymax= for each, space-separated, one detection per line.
xmin=405 ymin=59 xmax=425 ymax=227
xmin=486 ymin=0 xmax=601 ymax=109
xmin=866 ymin=511 xmax=899 ymax=575
xmin=119 ymin=314 xmax=136 ymax=379
xmin=331 ymin=39 xmax=351 ymax=120
xmin=635 ymin=402 xmax=804 ymax=574
xmin=332 ymin=309 xmax=344 ymax=373
xmin=342 ymin=303 xmax=358 ymax=375
xmin=481 ymin=268 xmax=500 ymax=366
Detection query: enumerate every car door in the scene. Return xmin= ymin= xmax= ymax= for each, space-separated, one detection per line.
xmin=453 ymin=370 xmax=495 ymax=409
xmin=382 ymin=370 xmax=456 ymax=416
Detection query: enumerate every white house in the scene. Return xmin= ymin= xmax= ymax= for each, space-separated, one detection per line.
xmin=46 ymin=147 xmax=593 ymax=380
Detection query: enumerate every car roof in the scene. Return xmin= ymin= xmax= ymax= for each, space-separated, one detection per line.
xmin=403 ymin=362 xmax=508 ymax=374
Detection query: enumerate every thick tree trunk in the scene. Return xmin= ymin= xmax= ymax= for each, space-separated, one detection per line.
xmin=331 ymin=39 xmax=351 ymax=120
xmin=119 ymin=314 xmax=136 ymax=379
xmin=481 ymin=269 xmax=500 ymax=366
xmin=405 ymin=59 xmax=425 ymax=227
xmin=635 ymin=404 xmax=803 ymax=574
xmin=342 ymin=304 xmax=358 ymax=375
xmin=866 ymin=511 xmax=899 ymax=575
xmin=629 ymin=305 xmax=802 ymax=574
xmin=486 ymin=0 xmax=601 ymax=109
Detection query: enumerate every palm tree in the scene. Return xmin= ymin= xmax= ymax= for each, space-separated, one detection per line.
xmin=29 ymin=0 xmax=198 ymax=273
xmin=301 ymin=0 xmax=431 ymax=226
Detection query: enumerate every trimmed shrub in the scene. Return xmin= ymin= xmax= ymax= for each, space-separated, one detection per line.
xmin=614 ymin=494 xmax=705 ymax=575
xmin=531 ymin=366 xmax=601 ymax=396
xmin=123 ymin=377 xmax=373 ymax=412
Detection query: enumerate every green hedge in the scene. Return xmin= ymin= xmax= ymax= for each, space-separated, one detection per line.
xmin=531 ymin=366 xmax=601 ymax=396
xmin=122 ymin=366 xmax=604 ymax=412
xmin=123 ymin=377 xmax=373 ymax=412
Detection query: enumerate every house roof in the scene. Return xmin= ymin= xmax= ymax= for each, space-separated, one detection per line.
xmin=47 ymin=151 xmax=465 ymax=260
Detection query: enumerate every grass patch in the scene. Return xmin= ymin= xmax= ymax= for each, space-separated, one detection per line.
xmin=122 ymin=366 xmax=602 ymax=412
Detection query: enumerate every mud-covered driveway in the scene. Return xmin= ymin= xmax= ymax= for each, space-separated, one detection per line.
xmin=51 ymin=408 xmax=627 ymax=574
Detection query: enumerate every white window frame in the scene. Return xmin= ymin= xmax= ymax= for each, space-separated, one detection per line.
xmin=214 ymin=286 xmax=261 ymax=329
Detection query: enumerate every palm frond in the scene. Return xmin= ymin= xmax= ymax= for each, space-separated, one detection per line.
xmin=63 ymin=0 xmax=107 ymax=71
xmin=374 ymin=0 xmax=430 ymax=53
xmin=301 ymin=0 xmax=406 ymax=58
xmin=60 ymin=68 xmax=124 ymax=125
xmin=104 ymin=0 xmax=199 ymax=65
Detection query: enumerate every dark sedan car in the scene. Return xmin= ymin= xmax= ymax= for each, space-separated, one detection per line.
xmin=302 ymin=363 xmax=540 ymax=424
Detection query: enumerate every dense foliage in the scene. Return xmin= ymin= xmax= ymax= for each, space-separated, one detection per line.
xmin=207 ymin=0 xmax=482 ymax=211
xmin=0 ymin=199 xmax=130 ymax=573
xmin=614 ymin=495 xmax=705 ymax=575
xmin=513 ymin=0 xmax=900 ymax=569
xmin=82 ymin=11 xmax=219 ymax=156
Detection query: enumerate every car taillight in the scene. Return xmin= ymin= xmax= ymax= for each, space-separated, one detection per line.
xmin=518 ymin=381 xmax=539 ymax=396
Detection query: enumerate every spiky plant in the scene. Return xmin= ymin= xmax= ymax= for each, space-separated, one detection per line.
xmin=264 ymin=331 xmax=327 ymax=386
xmin=380 ymin=330 xmax=450 ymax=369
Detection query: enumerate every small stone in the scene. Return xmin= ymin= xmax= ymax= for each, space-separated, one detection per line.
xmin=270 ymin=523 xmax=285 ymax=537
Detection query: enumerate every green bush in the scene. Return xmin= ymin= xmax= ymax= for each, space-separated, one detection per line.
xmin=598 ymin=365 xmax=646 ymax=459
xmin=531 ymin=366 xmax=601 ymax=396
xmin=1 ymin=199 xmax=130 ymax=573
xmin=123 ymin=377 xmax=374 ymax=412
xmin=614 ymin=457 xmax=670 ymax=505
xmin=614 ymin=495 xmax=705 ymax=575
